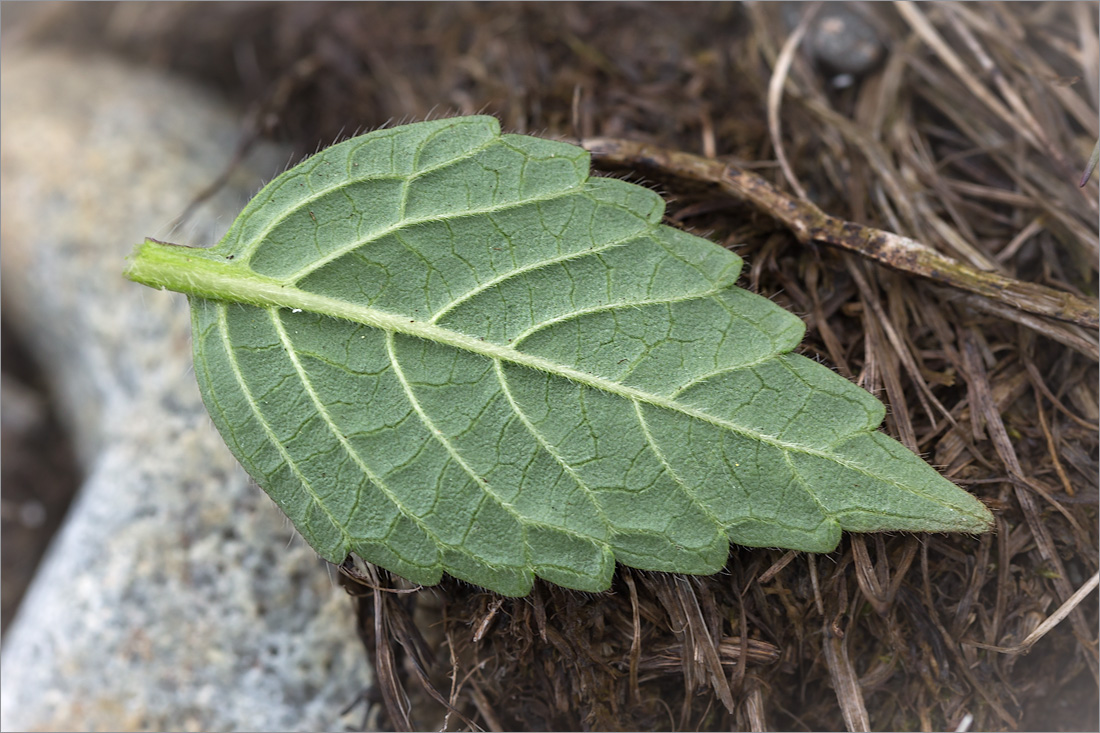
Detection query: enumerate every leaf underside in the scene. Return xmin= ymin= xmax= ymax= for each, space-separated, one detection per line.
xmin=129 ymin=116 xmax=992 ymax=596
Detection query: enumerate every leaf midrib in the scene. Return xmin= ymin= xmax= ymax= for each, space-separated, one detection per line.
xmin=130 ymin=243 xmax=974 ymax=518
xmin=185 ymin=273 xmax=873 ymax=464
xmin=287 ymin=288 xmax=981 ymax=517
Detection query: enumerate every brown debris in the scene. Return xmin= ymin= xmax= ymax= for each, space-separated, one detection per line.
xmin=10 ymin=2 xmax=1097 ymax=730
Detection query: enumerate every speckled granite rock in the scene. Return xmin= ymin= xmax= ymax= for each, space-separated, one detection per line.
xmin=0 ymin=48 xmax=370 ymax=732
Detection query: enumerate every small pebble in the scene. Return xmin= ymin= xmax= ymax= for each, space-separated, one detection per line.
xmin=785 ymin=3 xmax=885 ymax=81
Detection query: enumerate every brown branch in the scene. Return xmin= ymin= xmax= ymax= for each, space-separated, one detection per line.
xmin=581 ymin=137 xmax=1100 ymax=338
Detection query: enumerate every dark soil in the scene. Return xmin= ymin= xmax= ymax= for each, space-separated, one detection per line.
xmin=5 ymin=3 xmax=1097 ymax=731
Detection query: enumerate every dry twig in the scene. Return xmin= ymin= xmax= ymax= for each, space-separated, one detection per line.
xmin=583 ymin=136 xmax=1099 ymax=341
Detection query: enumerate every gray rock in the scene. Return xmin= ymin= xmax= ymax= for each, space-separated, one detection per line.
xmin=784 ymin=3 xmax=884 ymax=84
xmin=0 ymin=48 xmax=370 ymax=731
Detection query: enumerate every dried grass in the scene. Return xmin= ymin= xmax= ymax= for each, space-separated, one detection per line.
xmin=12 ymin=2 xmax=1097 ymax=729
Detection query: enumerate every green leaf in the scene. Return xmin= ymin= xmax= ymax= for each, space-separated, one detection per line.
xmin=125 ymin=116 xmax=992 ymax=596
